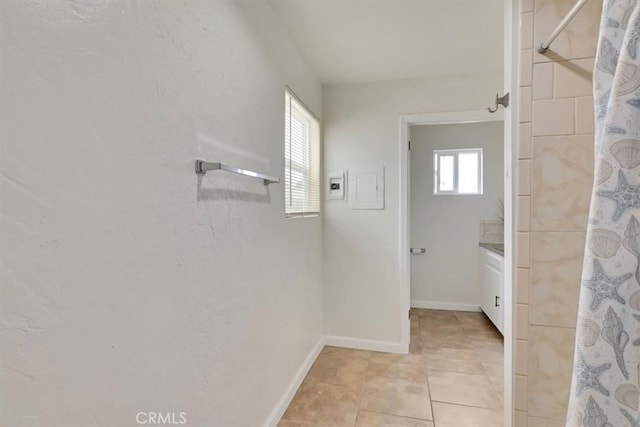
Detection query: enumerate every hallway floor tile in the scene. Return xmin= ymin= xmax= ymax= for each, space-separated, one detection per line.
xmin=279 ymin=309 xmax=504 ymax=427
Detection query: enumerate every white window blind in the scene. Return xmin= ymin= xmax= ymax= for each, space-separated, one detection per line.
xmin=284 ymin=90 xmax=320 ymax=217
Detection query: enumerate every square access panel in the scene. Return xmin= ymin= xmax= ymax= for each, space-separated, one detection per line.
xmin=348 ymin=167 xmax=384 ymax=210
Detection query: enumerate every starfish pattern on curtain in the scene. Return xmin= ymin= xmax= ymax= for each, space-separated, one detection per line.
xmin=567 ymin=1 xmax=640 ymax=426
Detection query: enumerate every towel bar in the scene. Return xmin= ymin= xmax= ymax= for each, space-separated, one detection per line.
xmin=195 ymin=160 xmax=280 ymax=186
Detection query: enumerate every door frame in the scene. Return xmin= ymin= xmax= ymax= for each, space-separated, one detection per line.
xmin=398 ymin=107 xmax=512 ymax=424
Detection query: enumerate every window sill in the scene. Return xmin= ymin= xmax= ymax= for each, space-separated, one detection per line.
xmin=286 ymin=213 xmax=320 ymax=219
xmin=433 ymin=192 xmax=484 ymax=196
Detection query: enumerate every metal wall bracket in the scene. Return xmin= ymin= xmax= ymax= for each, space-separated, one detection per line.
xmin=488 ymin=93 xmax=510 ymax=113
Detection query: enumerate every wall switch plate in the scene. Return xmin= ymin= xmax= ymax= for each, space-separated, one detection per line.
xmin=326 ymin=170 xmax=346 ymax=200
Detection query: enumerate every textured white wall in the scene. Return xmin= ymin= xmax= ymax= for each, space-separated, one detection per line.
xmin=409 ymin=122 xmax=504 ymax=306
xmin=322 ymin=74 xmax=502 ymax=343
xmin=0 ymin=1 xmax=323 ymax=426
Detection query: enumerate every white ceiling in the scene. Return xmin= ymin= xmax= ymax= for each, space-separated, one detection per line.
xmin=269 ymin=0 xmax=504 ymax=86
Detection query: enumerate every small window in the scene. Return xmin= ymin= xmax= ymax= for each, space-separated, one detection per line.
xmin=284 ymin=89 xmax=320 ymax=217
xmin=433 ymin=148 xmax=483 ymax=195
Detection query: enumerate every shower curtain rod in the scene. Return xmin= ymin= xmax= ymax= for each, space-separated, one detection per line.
xmin=537 ymin=0 xmax=588 ymax=54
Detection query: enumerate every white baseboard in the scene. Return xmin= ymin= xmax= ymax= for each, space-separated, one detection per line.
xmin=265 ymin=336 xmax=326 ymax=427
xmin=324 ymin=335 xmax=406 ymax=354
xmin=411 ymin=300 xmax=481 ymax=312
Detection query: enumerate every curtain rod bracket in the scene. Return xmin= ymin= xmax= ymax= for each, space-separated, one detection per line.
xmin=538 ymin=0 xmax=588 ymax=55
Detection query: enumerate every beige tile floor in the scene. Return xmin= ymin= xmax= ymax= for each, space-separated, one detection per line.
xmin=279 ymin=309 xmax=504 ymax=427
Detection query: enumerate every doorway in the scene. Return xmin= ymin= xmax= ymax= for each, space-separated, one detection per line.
xmin=409 ymin=120 xmax=504 ymax=312
xmin=398 ymin=2 xmax=517 ymax=424
xmin=399 ymin=106 xmax=514 ymax=426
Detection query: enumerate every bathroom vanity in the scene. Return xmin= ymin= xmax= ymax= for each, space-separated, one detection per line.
xmin=479 ymin=244 xmax=504 ymax=335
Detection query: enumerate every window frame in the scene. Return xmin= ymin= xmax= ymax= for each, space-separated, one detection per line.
xmin=433 ymin=148 xmax=483 ymax=196
xmin=284 ymin=88 xmax=321 ymax=218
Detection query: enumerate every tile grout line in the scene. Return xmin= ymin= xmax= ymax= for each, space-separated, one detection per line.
xmin=422 ymin=353 xmax=436 ymax=425
xmin=353 ymin=350 xmax=374 ymax=427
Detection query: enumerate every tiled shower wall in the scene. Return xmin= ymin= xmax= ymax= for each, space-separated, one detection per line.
xmin=514 ymin=0 xmax=602 ymax=425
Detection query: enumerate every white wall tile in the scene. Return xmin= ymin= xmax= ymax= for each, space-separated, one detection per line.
xmin=528 ymin=326 xmax=576 ymax=419
xmin=532 ymin=99 xmax=574 ymax=136
xmin=529 ymin=417 xmax=565 ymax=427
xmin=532 ymin=63 xmax=553 ymax=100
xmin=518 ymin=123 xmax=532 ymax=159
xmin=554 ymin=58 xmax=594 ymax=98
xmin=530 ymin=232 xmax=586 ymax=328
xmin=516 ymin=304 xmax=529 ymax=339
xmin=514 ymin=410 xmax=528 ymax=427
xmin=575 ymin=96 xmax=594 ymax=134
xmin=515 ymin=339 xmax=529 ymax=375
xmin=519 ymin=86 xmax=532 ymax=123
xmin=516 ymin=268 xmax=530 ymax=304
xmin=531 ymin=135 xmax=594 ymax=232
xmin=517 ymin=196 xmax=531 ymax=232
xmin=520 ymin=49 xmax=533 ymax=86
xmin=533 ymin=0 xmax=602 ymax=63
xmin=515 ymin=375 xmax=529 ymax=411
xmin=521 ymin=12 xmax=534 ymax=50
xmin=517 ymin=159 xmax=531 ymax=196
xmin=516 ymin=232 xmax=531 ymax=268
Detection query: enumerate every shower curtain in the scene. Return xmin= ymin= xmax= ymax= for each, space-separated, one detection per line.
xmin=567 ymin=1 xmax=640 ymax=426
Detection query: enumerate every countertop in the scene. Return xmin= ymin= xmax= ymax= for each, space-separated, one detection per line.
xmin=479 ymin=243 xmax=505 ymax=257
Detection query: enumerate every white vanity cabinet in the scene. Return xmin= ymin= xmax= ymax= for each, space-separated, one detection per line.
xmin=479 ymin=247 xmax=504 ymax=335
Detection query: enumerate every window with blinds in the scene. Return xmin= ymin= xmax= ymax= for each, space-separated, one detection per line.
xmin=284 ymin=89 xmax=320 ymax=217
